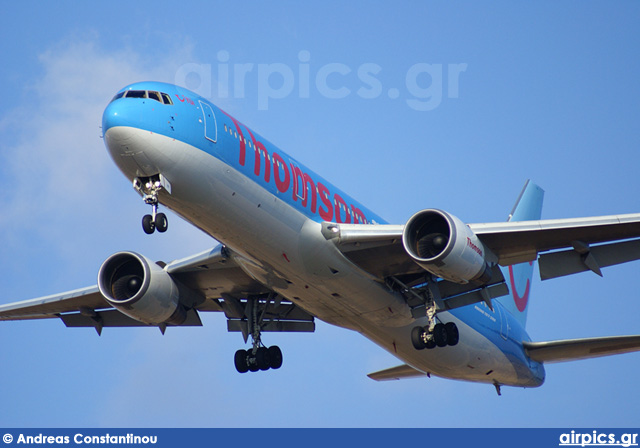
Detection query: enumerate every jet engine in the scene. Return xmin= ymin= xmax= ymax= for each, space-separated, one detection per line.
xmin=402 ymin=209 xmax=493 ymax=284
xmin=98 ymin=251 xmax=188 ymax=325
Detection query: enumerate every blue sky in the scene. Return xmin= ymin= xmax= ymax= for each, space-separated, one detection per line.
xmin=1 ymin=1 xmax=640 ymax=427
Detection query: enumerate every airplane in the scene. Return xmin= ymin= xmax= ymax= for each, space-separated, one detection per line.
xmin=2 ymin=81 xmax=640 ymax=394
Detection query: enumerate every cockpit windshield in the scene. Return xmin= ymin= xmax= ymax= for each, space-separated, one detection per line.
xmin=125 ymin=90 xmax=146 ymax=99
xmin=110 ymin=90 xmax=173 ymax=105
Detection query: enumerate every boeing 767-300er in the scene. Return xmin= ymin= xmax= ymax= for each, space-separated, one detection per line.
xmin=2 ymin=81 xmax=640 ymax=393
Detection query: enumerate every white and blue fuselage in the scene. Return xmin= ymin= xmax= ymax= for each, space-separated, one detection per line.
xmin=102 ymin=81 xmax=545 ymax=388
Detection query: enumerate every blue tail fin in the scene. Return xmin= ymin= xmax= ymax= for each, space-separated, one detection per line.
xmin=496 ymin=180 xmax=544 ymax=329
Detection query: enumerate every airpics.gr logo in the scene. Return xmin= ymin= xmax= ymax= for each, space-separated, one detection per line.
xmin=175 ymin=50 xmax=468 ymax=111
xmin=559 ymin=431 xmax=638 ymax=447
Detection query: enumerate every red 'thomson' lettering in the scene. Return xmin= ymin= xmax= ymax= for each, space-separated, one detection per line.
xmin=466 ymin=237 xmax=483 ymax=256
xmin=220 ymin=109 xmax=368 ymax=224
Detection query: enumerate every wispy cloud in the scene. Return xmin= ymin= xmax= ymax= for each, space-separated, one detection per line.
xmin=0 ymin=36 xmax=212 ymax=266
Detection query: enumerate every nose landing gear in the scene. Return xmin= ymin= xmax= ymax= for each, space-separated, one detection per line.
xmin=134 ymin=176 xmax=169 ymax=234
xmin=142 ymin=195 xmax=168 ymax=235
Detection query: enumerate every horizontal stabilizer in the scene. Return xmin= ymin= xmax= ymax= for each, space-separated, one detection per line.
xmin=539 ymin=239 xmax=640 ymax=280
xmin=367 ymin=364 xmax=427 ymax=381
xmin=523 ymin=335 xmax=640 ymax=363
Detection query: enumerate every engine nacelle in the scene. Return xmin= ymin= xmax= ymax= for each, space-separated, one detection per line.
xmin=402 ymin=209 xmax=492 ymax=284
xmin=98 ymin=251 xmax=187 ymax=325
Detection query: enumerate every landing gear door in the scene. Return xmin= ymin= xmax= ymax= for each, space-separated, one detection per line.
xmin=497 ymin=305 xmax=509 ymax=341
xmin=199 ymin=100 xmax=218 ymax=143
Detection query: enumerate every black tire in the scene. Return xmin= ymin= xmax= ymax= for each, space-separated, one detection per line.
xmin=445 ymin=322 xmax=459 ymax=346
xmin=411 ymin=326 xmax=426 ymax=350
xmin=268 ymin=346 xmax=283 ymax=369
xmin=142 ymin=214 xmax=155 ymax=234
xmin=434 ymin=323 xmax=448 ymax=347
xmin=155 ymin=213 xmax=168 ymax=233
xmin=234 ymin=349 xmax=249 ymax=373
xmin=256 ymin=347 xmax=271 ymax=371
xmin=425 ymin=337 xmax=436 ymax=349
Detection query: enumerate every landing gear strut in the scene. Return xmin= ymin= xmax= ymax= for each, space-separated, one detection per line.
xmin=233 ymin=296 xmax=283 ymax=373
xmin=134 ymin=176 xmax=168 ymax=234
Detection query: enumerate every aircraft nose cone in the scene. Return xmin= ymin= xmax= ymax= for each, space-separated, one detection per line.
xmin=102 ymin=99 xmax=146 ymax=176
xmin=102 ymin=99 xmax=136 ymax=134
xmin=102 ymin=100 xmax=135 ymax=156
xmin=101 ymin=98 xmax=166 ymax=179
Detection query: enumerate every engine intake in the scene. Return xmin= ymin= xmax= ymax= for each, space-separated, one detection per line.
xmin=98 ymin=251 xmax=187 ymax=325
xmin=402 ymin=209 xmax=492 ymax=284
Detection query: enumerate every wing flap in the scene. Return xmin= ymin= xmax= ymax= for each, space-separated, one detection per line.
xmin=539 ymin=239 xmax=640 ymax=280
xmin=367 ymin=364 xmax=427 ymax=381
xmin=471 ymin=213 xmax=640 ymax=266
xmin=61 ymin=308 xmax=203 ymax=328
xmin=523 ymin=335 xmax=640 ymax=363
xmin=439 ymin=282 xmax=509 ymax=312
xmin=227 ymin=320 xmax=315 ymax=333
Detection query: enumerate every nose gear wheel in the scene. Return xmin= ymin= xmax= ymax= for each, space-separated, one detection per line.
xmin=134 ymin=176 xmax=169 ymax=234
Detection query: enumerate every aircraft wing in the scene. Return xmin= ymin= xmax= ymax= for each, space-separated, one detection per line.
xmin=321 ymin=213 xmax=640 ymax=281
xmin=0 ymin=286 xmax=108 ymax=321
xmin=0 ymin=244 xmax=315 ymax=335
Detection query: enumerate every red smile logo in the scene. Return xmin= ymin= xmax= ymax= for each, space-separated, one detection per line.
xmin=508 ymin=262 xmax=533 ymax=312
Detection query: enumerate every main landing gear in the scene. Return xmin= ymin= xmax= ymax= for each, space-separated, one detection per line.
xmin=401 ymin=277 xmax=459 ymax=351
xmin=134 ymin=176 xmax=168 ymax=234
xmin=411 ymin=322 xmax=459 ymax=350
xmin=234 ymin=345 xmax=283 ymax=373
xmin=233 ymin=296 xmax=283 ymax=373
